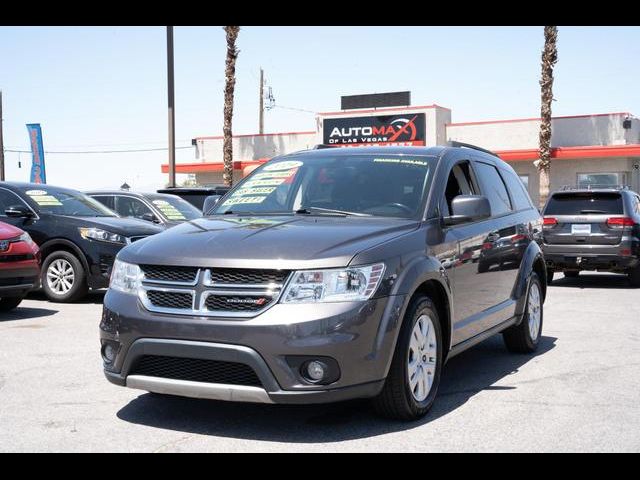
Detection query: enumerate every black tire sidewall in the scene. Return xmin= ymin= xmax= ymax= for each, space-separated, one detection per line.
xmin=400 ymin=298 xmax=444 ymax=415
xmin=41 ymin=251 xmax=87 ymax=302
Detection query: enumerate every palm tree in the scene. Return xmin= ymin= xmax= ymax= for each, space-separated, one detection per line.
xmin=222 ymin=26 xmax=240 ymax=187
xmin=538 ymin=26 xmax=558 ymax=210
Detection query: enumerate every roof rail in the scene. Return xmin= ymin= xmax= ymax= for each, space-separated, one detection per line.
xmin=447 ymin=140 xmax=499 ymax=158
xmin=559 ymin=184 xmax=630 ymax=191
xmin=313 ymin=144 xmax=339 ymax=149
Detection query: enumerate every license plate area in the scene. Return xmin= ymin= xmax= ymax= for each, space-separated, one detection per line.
xmin=571 ymin=224 xmax=591 ymax=235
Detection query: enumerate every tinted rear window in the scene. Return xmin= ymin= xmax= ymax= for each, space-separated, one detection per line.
xmin=545 ymin=192 xmax=623 ymax=215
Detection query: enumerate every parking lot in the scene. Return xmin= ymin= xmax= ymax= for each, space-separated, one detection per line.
xmin=1 ymin=271 xmax=639 ymax=452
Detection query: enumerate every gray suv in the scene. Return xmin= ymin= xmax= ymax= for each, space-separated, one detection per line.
xmin=100 ymin=145 xmax=547 ymax=420
xmin=541 ymin=187 xmax=640 ymax=286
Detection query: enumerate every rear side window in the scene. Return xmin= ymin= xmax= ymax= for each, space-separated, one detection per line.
xmin=544 ymin=192 xmax=623 ymax=215
xmin=474 ymin=162 xmax=512 ymax=216
xmin=501 ymin=169 xmax=533 ymax=211
xmin=92 ymin=195 xmax=115 ymax=210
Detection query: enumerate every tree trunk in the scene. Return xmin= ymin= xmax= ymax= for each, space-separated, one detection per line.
xmin=538 ymin=26 xmax=558 ymax=210
xmin=222 ymin=26 xmax=240 ymax=187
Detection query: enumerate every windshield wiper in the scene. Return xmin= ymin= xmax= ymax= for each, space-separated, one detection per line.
xmin=296 ymin=206 xmax=371 ymax=217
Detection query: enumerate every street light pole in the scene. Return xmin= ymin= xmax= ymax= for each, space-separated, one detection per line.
xmin=166 ymin=26 xmax=176 ymax=188
xmin=0 ymin=91 xmax=5 ymax=181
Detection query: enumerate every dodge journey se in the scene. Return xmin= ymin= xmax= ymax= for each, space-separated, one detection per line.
xmin=100 ymin=145 xmax=547 ymax=420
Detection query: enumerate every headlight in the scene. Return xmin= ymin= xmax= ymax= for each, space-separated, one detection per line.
xmin=281 ymin=263 xmax=385 ymax=303
xmin=18 ymin=232 xmax=36 ymax=246
xmin=79 ymin=227 xmax=127 ymax=245
xmin=110 ymin=259 xmax=142 ymax=295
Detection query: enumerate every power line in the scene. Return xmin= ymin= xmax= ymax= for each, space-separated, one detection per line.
xmin=272 ymin=104 xmax=317 ymax=115
xmin=4 ymin=146 xmax=193 ymax=154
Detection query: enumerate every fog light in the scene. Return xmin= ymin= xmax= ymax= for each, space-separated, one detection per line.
xmin=101 ymin=341 xmax=119 ymax=364
xmin=305 ymin=360 xmax=327 ymax=382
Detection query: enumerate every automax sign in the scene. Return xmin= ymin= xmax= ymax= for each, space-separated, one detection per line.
xmin=323 ymin=113 xmax=426 ymax=146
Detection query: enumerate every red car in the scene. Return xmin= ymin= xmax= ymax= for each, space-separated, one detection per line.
xmin=0 ymin=221 xmax=41 ymax=312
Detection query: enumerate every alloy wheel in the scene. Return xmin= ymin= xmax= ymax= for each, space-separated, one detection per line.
xmin=407 ymin=314 xmax=437 ymax=402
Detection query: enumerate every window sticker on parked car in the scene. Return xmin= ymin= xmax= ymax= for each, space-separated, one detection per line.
xmin=242 ymin=178 xmax=287 ymax=188
xmin=373 ymin=158 xmax=429 ymax=167
xmin=222 ymin=196 xmax=268 ymax=206
xmin=25 ymin=190 xmax=63 ymax=206
xmin=262 ymin=160 xmax=303 ymax=171
xmin=252 ymin=169 xmax=297 ymax=180
xmin=233 ymin=187 xmax=277 ymax=196
xmin=152 ymin=200 xmax=186 ymax=220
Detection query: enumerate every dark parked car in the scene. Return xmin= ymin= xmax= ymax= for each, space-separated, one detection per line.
xmin=156 ymin=186 xmax=230 ymax=212
xmin=86 ymin=190 xmax=202 ymax=228
xmin=541 ymin=187 xmax=640 ymax=285
xmin=101 ymin=145 xmax=546 ymax=420
xmin=0 ymin=182 xmax=163 ymax=302
xmin=0 ymin=221 xmax=41 ymax=311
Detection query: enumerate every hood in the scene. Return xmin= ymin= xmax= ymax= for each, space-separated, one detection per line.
xmin=119 ymin=215 xmax=419 ymax=269
xmin=0 ymin=221 xmax=23 ymax=240
xmin=58 ymin=215 xmax=164 ymax=237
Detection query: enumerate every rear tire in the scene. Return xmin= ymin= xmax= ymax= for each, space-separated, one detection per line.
xmin=629 ymin=265 xmax=640 ymax=288
xmin=0 ymin=297 xmax=24 ymax=312
xmin=41 ymin=251 xmax=88 ymax=303
xmin=373 ymin=296 xmax=443 ymax=421
xmin=564 ymin=271 xmax=579 ymax=278
xmin=503 ymin=273 xmax=543 ymax=354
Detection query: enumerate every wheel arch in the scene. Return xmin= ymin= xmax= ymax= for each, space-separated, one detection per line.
xmin=40 ymin=239 xmax=90 ymax=285
xmin=512 ymin=241 xmax=547 ymax=320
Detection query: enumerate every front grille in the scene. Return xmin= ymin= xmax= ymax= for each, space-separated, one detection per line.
xmin=142 ymin=265 xmax=199 ymax=283
xmin=209 ymin=268 xmax=290 ymax=285
xmin=140 ymin=267 xmax=290 ymax=317
xmin=147 ymin=290 xmax=193 ymax=309
xmin=0 ymin=254 xmax=34 ymax=263
xmin=130 ymin=355 xmax=262 ymax=387
xmin=205 ymin=294 xmax=274 ymax=312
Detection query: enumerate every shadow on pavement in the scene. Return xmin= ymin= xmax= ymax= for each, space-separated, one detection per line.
xmin=551 ymin=273 xmax=633 ymax=290
xmin=116 ymin=335 xmax=557 ymax=443
xmin=27 ymin=290 xmax=106 ymax=305
xmin=0 ymin=305 xmax=58 ymax=322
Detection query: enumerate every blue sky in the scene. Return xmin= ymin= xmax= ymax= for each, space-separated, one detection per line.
xmin=1 ymin=26 xmax=639 ymax=190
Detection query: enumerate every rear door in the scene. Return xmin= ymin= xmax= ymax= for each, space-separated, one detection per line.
xmin=542 ymin=192 xmax=625 ymax=246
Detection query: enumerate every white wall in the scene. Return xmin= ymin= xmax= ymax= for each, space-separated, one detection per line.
xmin=195 ymin=132 xmax=316 ymax=163
xmin=509 ymin=157 xmax=637 ymax=207
xmin=446 ymin=113 xmax=637 ymax=151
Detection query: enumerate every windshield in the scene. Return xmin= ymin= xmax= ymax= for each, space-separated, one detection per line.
xmin=147 ymin=194 xmax=202 ymax=221
xmin=20 ymin=187 xmax=117 ymax=217
xmin=212 ymin=154 xmax=433 ymax=218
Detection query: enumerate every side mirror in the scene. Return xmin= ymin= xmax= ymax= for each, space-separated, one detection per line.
xmin=5 ymin=205 xmax=33 ymax=218
xmin=141 ymin=212 xmax=160 ymax=223
xmin=203 ymin=195 xmax=222 ymax=215
xmin=443 ymin=195 xmax=491 ymax=226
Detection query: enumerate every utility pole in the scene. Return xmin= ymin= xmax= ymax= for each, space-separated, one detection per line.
xmin=259 ymin=68 xmax=264 ymax=134
xmin=0 ymin=91 xmax=5 ymax=181
xmin=166 ymin=26 xmax=176 ymax=187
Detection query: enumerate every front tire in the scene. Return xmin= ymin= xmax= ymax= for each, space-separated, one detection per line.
xmin=546 ymin=269 xmax=554 ymax=285
xmin=41 ymin=251 xmax=88 ymax=303
xmin=0 ymin=297 xmax=24 ymax=312
xmin=373 ymin=296 xmax=443 ymax=421
xmin=503 ymin=273 xmax=543 ymax=353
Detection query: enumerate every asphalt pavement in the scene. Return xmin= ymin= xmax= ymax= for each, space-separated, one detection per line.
xmin=1 ymin=272 xmax=639 ymax=452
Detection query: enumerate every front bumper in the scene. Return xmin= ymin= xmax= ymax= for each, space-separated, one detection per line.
xmin=83 ymin=241 xmax=126 ymax=289
xmin=0 ymin=264 xmax=41 ymax=297
xmin=100 ymin=289 xmax=406 ymax=404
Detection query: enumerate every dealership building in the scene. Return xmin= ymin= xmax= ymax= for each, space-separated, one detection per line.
xmin=162 ymin=100 xmax=640 ymax=205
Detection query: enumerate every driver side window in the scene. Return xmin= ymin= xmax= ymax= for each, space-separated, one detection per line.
xmin=442 ymin=161 xmax=478 ymax=216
